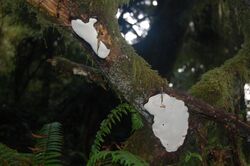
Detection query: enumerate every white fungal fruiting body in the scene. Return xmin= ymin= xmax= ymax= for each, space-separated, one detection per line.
xmin=144 ymin=93 xmax=189 ymax=152
xmin=247 ymin=111 xmax=250 ymax=122
xmin=244 ymin=83 xmax=250 ymax=108
xmin=71 ymin=18 xmax=110 ymax=59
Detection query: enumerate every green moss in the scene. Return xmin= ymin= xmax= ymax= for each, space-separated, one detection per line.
xmin=130 ymin=55 xmax=166 ymax=93
xmin=0 ymin=17 xmax=34 ymax=75
xmin=75 ymin=0 xmax=135 ymax=38
xmin=190 ymin=0 xmax=250 ymax=111
xmin=107 ymin=37 xmax=166 ymax=103
xmin=76 ymin=0 xmax=130 ymax=19
xmin=70 ymin=0 xmax=165 ymax=103
xmin=190 ymin=68 xmax=235 ymax=111
xmin=189 ymin=11 xmax=250 ymax=162
xmin=190 ymin=49 xmax=250 ymax=111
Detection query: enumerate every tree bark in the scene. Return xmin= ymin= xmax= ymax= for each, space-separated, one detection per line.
xmin=26 ymin=0 xmax=250 ymax=164
xmin=47 ymin=57 xmax=106 ymax=87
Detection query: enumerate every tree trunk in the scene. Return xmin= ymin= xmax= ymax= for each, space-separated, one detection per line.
xmin=26 ymin=0 xmax=250 ymax=164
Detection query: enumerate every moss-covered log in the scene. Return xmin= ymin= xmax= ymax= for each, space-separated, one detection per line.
xmin=25 ymin=0 xmax=250 ymax=164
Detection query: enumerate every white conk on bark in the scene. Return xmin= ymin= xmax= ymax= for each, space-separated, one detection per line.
xmin=71 ymin=18 xmax=110 ymax=59
xmin=244 ymin=83 xmax=250 ymax=108
xmin=144 ymin=93 xmax=189 ymax=152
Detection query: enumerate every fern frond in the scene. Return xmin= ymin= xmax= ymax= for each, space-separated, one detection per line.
xmin=90 ymin=103 xmax=143 ymax=156
xmin=87 ymin=150 xmax=149 ymax=166
xmin=90 ymin=104 xmax=128 ymax=155
xmin=33 ymin=122 xmax=63 ymax=166
xmin=129 ymin=109 xmax=143 ymax=131
xmin=0 ymin=143 xmax=33 ymax=166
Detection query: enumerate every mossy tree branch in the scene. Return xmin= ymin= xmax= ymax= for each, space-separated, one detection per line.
xmin=26 ymin=0 xmax=250 ymax=164
xmin=47 ymin=57 xmax=106 ymax=87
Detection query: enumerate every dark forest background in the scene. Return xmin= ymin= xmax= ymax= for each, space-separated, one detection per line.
xmin=0 ymin=0 xmax=249 ymax=165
